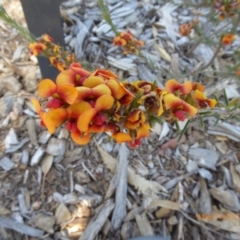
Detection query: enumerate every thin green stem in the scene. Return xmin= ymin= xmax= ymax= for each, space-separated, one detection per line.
xmin=201 ymin=41 xmax=222 ymax=70
xmin=187 ymin=21 xmax=231 ymax=56
xmin=97 ymin=0 xmax=118 ymax=36
xmin=0 ymin=5 xmax=36 ymax=42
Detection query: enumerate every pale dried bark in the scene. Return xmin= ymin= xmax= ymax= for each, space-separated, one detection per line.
xmin=0 ymin=217 xmax=44 ymax=237
xmin=111 ymin=143 xmax=129 ymax=230
xmin=80 ymin=199 xmax=115 ymax=240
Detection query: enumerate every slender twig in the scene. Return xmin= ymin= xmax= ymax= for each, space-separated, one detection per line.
xmin=187 ymin=21 xmax=231 ymax=56
xmin=201 ymin=41 xmax=222 ymax=70
xmin=0 ymin=5 xmax=36 ymax=42
xmin=41 ymin=174 xmax=46 ymax=201
xmin=186 ymin=38 xmax=202 ymax=56
xmin=201 ymin=13 xmax=240 ymax=71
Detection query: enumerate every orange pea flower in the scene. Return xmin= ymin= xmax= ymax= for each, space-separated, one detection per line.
xmin=92 ymin=69 xmax=118 ymax=80
xmin=113 ymin=31 xmax=144 ymax=55
xmin=165 ymin=79 xmax=193 ymax=95
xmin=179 ymin=23 xmax=193 ymax=37
xmin=125 ymin=110 xmax=147 ymax=130
xmin=137 ymin=40 xmax=144 ymax=47
xmin=75 ymin=76 xmax=112 ymax=104
xmin=120 ymin=31 xmax=134 ymax=41
xmin=42 ymin=34 xmax=54 ymax=42
xmin=236 ymin=66 xmax=240 ymax=76
xmin=163 ymin=93 xmax=198 ymax=121
xmin=49 ymin=57 xmax=66 ymax=72
xmin=77 ymin=74 xmax=134 ymax=105
xmin=77 ymin=94 xmax=114 ymax=133
xmin=106 ymin=79 xmax=134 ymax=105
xmin=112 ymin=123 xmax=150 ymax=148
xmin=38 ymin=79 xmax=78 ymax=108
xmin=113 ymin=36 xmax=127 ymax=46
xmin=29 ymin=42 xmax=47 ymax=56
xmin=65 ymin=102 xmax=92 ymax=145
xmin=192 ymin=82 xmax=205 ymax=92
xmin=222 ymin=34 xmax=235 ymax=45
xmin=31 ymin=99 xmax=68 ymax=134
xmin=193 ymin=90 xmax=217 ymax=108
xmin=214 ymin=0 xmax=240 ymax=20
xmin=56 ymin=63 xmax=91 ymax=86
xmin=133 ymin=81 xmax=154 ymax=95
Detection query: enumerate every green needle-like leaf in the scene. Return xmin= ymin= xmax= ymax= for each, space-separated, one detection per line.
xmin=177 ymin=120 xmax=190 ymax=142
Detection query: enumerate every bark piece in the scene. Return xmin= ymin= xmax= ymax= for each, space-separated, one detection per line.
xmin=80 ymin=199 xmax=115 ymax=240
xmin=0 ymin=217 xmax=44 ymax=237
xmin=111 ymin=143 xmax=129 ymax=230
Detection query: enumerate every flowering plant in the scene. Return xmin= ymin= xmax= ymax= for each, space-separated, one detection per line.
xmin=0 ymin=1 xmax=239 ymax=149
xmin=29 ymin=36 xmax=217 ymax=147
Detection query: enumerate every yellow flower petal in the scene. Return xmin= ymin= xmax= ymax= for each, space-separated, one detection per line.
xmin=43 ymin=108 xmax=68 ymax=134
xmin=71 ymin=130 xmax=90 ymax=145
xmin=112 ymin=132 xmax=132 ymax=143
xmin=66 ymin=102 xmax=92 ymax=118
xmin=165 ymin=79 xmax=192 ymax=95
xmin=92 ymin=84 xmax=112 ymax=98
xmin=76 ymin=87 xmax=92 ymax=101
xmin=38 ymin=79 xmax=57 ymax=97
xmin=95 ymin=95 xmax=114 ymax=111
xmin=164 ymin=94 xmax=197 ymax=116
xmin=77 ymin=108 xmax=97 ymax=132
xmin=57 ymin=84 xmax=78 ymax=104
xmin=83 ymin=76 xmax=105 ymax=88
xmin=31 ymin=99 xmax=41 ymax=113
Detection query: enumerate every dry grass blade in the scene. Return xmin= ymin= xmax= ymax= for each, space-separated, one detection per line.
xmin=155 ymin=44 xmax=171 ymax=62
xmin=41 ymin=154 xmax=53 ymax=175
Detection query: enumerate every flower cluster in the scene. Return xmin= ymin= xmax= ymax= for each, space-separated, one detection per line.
xmin=29 ymin=34 xmax=76 ymax=71
xmin=32 ymin=63 xmax=217 ymax=147
xmin=221 ymin=33 xmax=235 ymax=45
xmin=214 ymin=0 xmax=240 ymax=20
xmin=179 ymin=19 xmax=198 ymax=37
xmin=113 ymin=31 xmax=144 ymax=55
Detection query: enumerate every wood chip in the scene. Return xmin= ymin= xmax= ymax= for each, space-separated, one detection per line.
xmin=97 ymin=143 xmax=167 ymax=198
xmin=26 ymin=118 xmax=38 ymax=146
xmin=0 ymin=217 xmax=44 ymax=237
xmin=30 ymin=146 xmax=45 ymax=166
xmin=135 ymin=212 xmax=154 ymax=236
xmin=197 ymin=178 xmax=212 ymax=214
xmin=188 ymin=148 xmax=219 ymax=170
xmin=210 ymin=188 xmax=240 ymax=211
xmin=34 ymin=213 xmax=55 ymax=234
xmin=80 ymin=199 xmax=115 ymax=240
xmin=230 ymin=163 xmax=240 ymax=193
xmin=0 ymin=156 xmax=14 ymax=171
xmin=147 ymin=199 xmax=181 ymax=211
xmin=55 ymin=203 xmax=72 ymax=224
xmin=111 ymin=143 xmax=129 ymax=231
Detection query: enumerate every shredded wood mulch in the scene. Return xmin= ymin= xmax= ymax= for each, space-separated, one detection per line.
xmin=0 ymin=0 xmax=240 ymax=240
